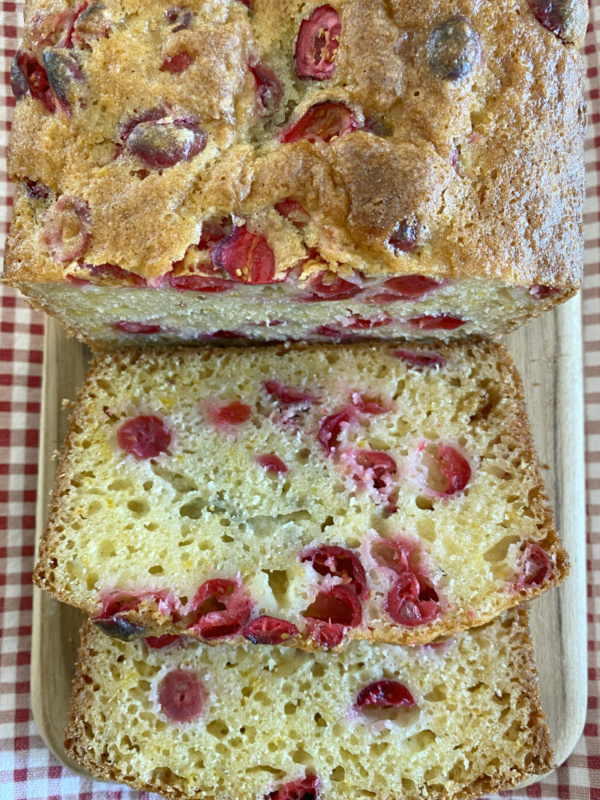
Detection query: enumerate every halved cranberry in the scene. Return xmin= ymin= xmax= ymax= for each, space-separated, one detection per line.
xmin=303 ymin=585 xmax=362 ymax=646
xmin=351 ymin=450 xmax=398 ymax=491
xmin=146 ymin=634 xmax=183 ymax=649
xmin=370 ymin=537 xmax=411 ymax=575
xmin=313 ymin=324 xmax=354 ymax=340
xmin=266 ymin=775 xmax=320 ymax=800
xmin=437 ymin=445 xmax=471 ymax=494
xmin=42 ymin=49 xmax=85 ymax=113
xmin=167 ymin=263 xmax=232 ymax=293
xmin=530 ymin=284 xmax=561 ymax=300
xmin=295 ymin=5 xmax=341 ymax=80
xmin=249 ymin=60 xmax=283 ymax=116
xmin=407 ymin=315 xmax=465 ymax=331
xmin=387 ymin=220 xmax=421 ymax=254
xmin=114 ymin=321 xmax=164 ymax=334
xmin=301 ymin=545 xmax=368 ymax=598
xmin=264 ymin=380 xmax=318 ymax=407
xmin=117 ymin=415 xmax=172 ymax=459
xmin=72 ymin=2 xmax=111 ymax=46
xmin=11 ymin=52 xmax=30 ymax=100
xmin=41 ymin=196 xmax=91 ymax=262
xmin=318 ymin=408 xmax=355 ymax=453
xmin=275 ymin=199 xmax=310 ymax=226
xmin=212 ymin=225 xmax=278 ymax=284
xmin=393 ymin=349 xmax=446 ymax=369
xmin=202 ymin=330 xmax=244 ymax=340
xmin=125 ymin=117 xmax=207 ymax=169
xmin=413 ymin=442 xmax=471 ymax=496
xmin=386 ymin=572 xmax=441 ymax=627
xmin=426 ymin=16 xmax=480 ymax=82
xmin=528 ymin=0 xmax=570 ymax=40
xmin=187 ymin=578 xmax=252 ymax=639
xmin=256 ymin=454 xmax=289 ymax=474
xmin=515 ymin=542 xmax=553 ymax=590
xmin=301 ymin=271 xmax=363 ymax=302
xmin=160 ymin=52 xmax=193 ymax=73
xmin=242 ymin=615 xmax=300 ymax=644
xmin=350 ymin=392 xmax=390 ymax=415
xmin=355 ymin=680 xmax=415 ymax=710
xmin=380 ymin=276 xmax=442 ymax=300
xmin=14 ymin=50 xmax=55 ymax=112
xmin=159 ymin=669 xmax=205 ymax=722
xmin=206 ymin=400 xmax=252 ymax=428
xmin=280 ymin=101 xmax=357 ymax=144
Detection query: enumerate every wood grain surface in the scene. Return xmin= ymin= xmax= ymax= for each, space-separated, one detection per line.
xmin=31 ymin=302 xmax=588 ymax=784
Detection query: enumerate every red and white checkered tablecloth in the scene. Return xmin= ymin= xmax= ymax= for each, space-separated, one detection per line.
xmin=1 ymin=1 xmax=600 ymax=798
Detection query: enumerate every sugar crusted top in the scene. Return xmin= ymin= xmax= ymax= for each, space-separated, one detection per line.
xmin=6 ymin=0 xmax=586 ymax=288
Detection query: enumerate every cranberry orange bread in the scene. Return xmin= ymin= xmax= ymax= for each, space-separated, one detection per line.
xmin=65 ymin=608 xmax=553 ymax=799
xmin=4 ymin=0 xmax=587 ymax=347
xmin=34 ymin=342 xmax=568 ymax=649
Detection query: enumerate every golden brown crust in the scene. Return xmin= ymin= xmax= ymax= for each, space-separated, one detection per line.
xmin=4 ymin=0 xmax=586 ymax=291
xmin=34 ymin=340 xmax=569 ymax=649
xmin=64 ymin=608 xmax=554 ymax=799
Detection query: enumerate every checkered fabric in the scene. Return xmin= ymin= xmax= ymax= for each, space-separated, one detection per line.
xmin=0 ymin=1 xmax=599 ymax=798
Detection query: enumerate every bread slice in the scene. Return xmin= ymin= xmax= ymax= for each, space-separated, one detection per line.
xmin=4 ymin=0 xmax=586 ymax=347
xmin=34 ymin=341 xmax=567 ymax=649
xmin=65 ymin=608 xmax=553 ymax=800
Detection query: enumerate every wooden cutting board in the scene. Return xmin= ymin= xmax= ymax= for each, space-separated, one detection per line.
xmin=31 ymin=304 xmax=588 ymax=784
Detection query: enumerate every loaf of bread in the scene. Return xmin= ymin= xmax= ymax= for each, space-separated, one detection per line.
xmin=34 ymin=342 xmax=568 ymax=649
xmin=4 ymin=0 xmax=587 ymax=347
xmin=65 ymin=608 xmax=553 ymax=799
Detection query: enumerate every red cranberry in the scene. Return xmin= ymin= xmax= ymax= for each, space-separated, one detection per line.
xmin=295 ymin=5 xmax=341 ymax=80
xmin=386 ymin=572 xmax=441 ymax=627
xmin=529 ymin=284 xmax=561 ymax=300
xmin=303 ymin=584 xmax=362 ymax=626
xmin=350 ymin=392 xmax=390 ymax=415
xmin=301 ymin=271 xmax=363 ymax=302
xmin=242 ymin=616 xmax=300 ymax=645
xmin=198 ymin=217 xmax=231 ymax=249
xmin=528 ymin=0 xmax=571 ymax=40
xmin=206 ymin=400 xmax=252 ymax=427
xmin=114 ymin=321 xmax=164 ymax=334
xmin=345 ymin=314 xmax=392 ymax=330
xmin=212 ymin=225 xmax=278 ymax=284
xmin=187 ymin=578 xmax=252 ymax=639
xmin=515 ymin=542 xmax=553 ymax=590
xmin=280 ymin=101 xmax=357 ymax=144
xmin=159 ymin=669 xmax=205 ymax=722
xmin=13 ymin=50 xmax=55 ymax=112
xmin=72 ymin=2 xmax=111 ymax=45
xmin=25 ymin=180 xmax=51 ymax=201
xmin=355 ymin=680 xmax=415 ymax=710
xmin=249 ymin=60 xmax=283 ymax=116
xmin=301 ymin=545 xmax=368 ymax=598
xmin=379 ymin=276 xmax=442 ymax=300
xmin=160 ymin=52 xmax=193 ymax=73
xmin=414 ymin=442 xmax=471 ymax=496
xmin=426 ymin=16 xmax=480 ymax=81
xmin=312 ymin=324 xmax=354 ymax=340
xmin=407 ymin=315 xmax=465 ymax=331
xmin=264 ymin=380 xmax=317 ymax=407
xmin=117 ymin=415 xmax=172 ymax=459
xmin=275 ymin=199 xmax=310 ymax=226
xmin=318 ymin=408 xmax=356 ymax=453
xmin=266 ymin=775 xmax=320 ymax=800
xmin=125 ymin=116 xmax=207 ymax=169
xmin=256 ymin=454 xmax=289 ymax=474
xmin=351 ymin=450 xmax=398 ymax=491
xmin=166 ymin=263 xmax=231 ymax=293
xmin=146 ymin=634 xmax=183 ymax=649
xmin=393 ymin=349 xmax=446 ymax=369
xmin=41 ymin=196 xmax=91 ymax=262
